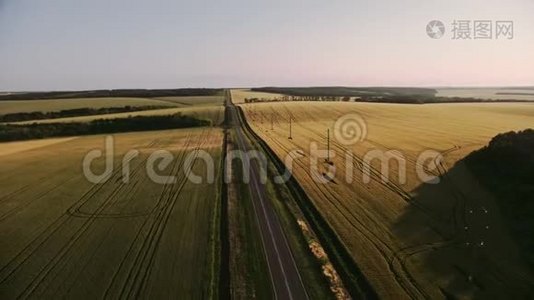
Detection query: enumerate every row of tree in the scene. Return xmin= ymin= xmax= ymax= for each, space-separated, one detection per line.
xmin=0 ymin=114 xmax=210 ymax=141
xmin=243 ymin=96 xmax=353 ymax=103
xmin=0 ymin=105 xmax=168 ymax=123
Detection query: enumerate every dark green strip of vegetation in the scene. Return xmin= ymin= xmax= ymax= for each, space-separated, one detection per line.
xmin=0 ymin=114 xmax=210 ymax=142
xmin=465 ymin=129 xmax=534 ymax=270
xmin=0 ymin=105 xmax=169 ymax=123
xmin=0 ymin=88 xmax=223 ymax=101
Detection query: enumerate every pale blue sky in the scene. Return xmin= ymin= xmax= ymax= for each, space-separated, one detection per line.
xmin=1 ymin=0 xmax=533 ymax=91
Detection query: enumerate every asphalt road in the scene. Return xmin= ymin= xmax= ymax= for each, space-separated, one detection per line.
xmin=226 ymin=95 xmax=309 ymax=300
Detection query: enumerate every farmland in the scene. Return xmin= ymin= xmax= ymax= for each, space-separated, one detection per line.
xmin=1 ymin=95 xmax=225 ymax=126
xmin=2 ymin=87 xmax=533 ymax=299
xmin=239 ymin=100 xmax=534 ymax=299
xmin=9 ymin=106 xmax=224 ymax=126
xmin=0 ymin=98 xmax=177 ymax=115
xmin=0 ymin=127 xmax=224 ymax=298
xmin=230 ymin=89 xmax=287 ymax=104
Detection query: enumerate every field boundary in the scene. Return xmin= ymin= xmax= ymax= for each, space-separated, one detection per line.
xmin=235 ymin=105 xmax=378 ymax=299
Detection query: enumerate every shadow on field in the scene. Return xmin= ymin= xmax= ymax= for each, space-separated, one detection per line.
xmin=391 ymin=157 xmax=534 ymax=299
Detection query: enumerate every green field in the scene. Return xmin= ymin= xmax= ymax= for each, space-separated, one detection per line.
xmin=0 ymin=128 xmax=224 ymax=298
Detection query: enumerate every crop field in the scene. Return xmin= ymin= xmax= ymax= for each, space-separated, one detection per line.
xmin=230 ymin=89 xmax=286 ymax=104
xmin=0 ymin=97 xmax=178 ymax=115
xmin=0 ymin=127 xmax=223 ymax=298
xmin=240 ymin=100 xmax=534 ymax=299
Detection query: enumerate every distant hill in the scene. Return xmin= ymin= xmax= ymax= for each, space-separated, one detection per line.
xmin=466 ymin=129 xmax=534 ymax=269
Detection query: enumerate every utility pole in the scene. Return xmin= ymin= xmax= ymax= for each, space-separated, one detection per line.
xmin=288 ymin=116 xmax=292 ymax=139
xmin=327 ymin=128 xmax=330 ymax=163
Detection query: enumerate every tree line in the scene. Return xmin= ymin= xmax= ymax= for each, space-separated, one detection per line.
xmin=0 ymin=114 xmax=210 ymax=142
xmin=0 ymin=105 xmax=169 ymax=123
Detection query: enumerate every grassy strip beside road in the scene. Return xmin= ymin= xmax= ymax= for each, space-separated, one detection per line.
xmin=0 ymin=114 xmax=210 ymax=141
xmin=227 ymin=130 xmax=273 ymax=299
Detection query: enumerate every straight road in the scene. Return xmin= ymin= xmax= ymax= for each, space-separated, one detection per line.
xmin=226 ymin=92 xmax=309 ymax=300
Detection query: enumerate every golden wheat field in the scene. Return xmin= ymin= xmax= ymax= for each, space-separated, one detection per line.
xmin=230 ymin=89 xmax=286 ymax=104
xmin=0 ymin=127 xmax=223 ymax=298
xmin=239 ymin=100 xmax=534 ymax=299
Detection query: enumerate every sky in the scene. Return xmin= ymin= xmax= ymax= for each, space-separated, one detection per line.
xmin=1 ymin=0 xmax=533 ymax=91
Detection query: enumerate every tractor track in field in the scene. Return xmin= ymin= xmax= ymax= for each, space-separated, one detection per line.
xmin=0 ymin=151 xmax=139 ymax=286
xmin=0 ymin=130 xmax=217 ymax=298
xmin=8 ymin=139 xmax=157 ymax=298
xmin=65 ymin=139 xmax=164 ymax=219
xmin=100 ymin=132 xmax=196 ymax=298
xmin=115 ymin=128 xmax=213 ymax=299
xmin=0 ymin=164 xmax=85 ymax=221
xmin=262 ymin=104 xmax=473 ymax=227
xmin=100 ymin=133 xmax=193 ymax=296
